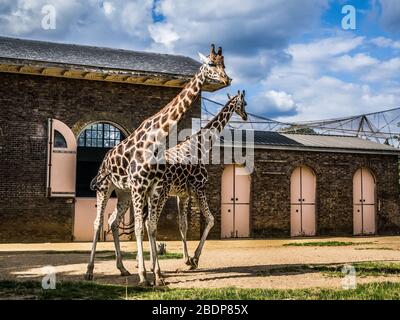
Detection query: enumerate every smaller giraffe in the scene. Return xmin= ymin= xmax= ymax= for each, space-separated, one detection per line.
xmin=145 ymin=90 xmax=248 ymax=282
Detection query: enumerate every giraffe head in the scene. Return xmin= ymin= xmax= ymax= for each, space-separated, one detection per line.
xmin=228 ymin=90 xmax=248 ymax=121
xmin=198 ymin=44 xmax=231 ymax=85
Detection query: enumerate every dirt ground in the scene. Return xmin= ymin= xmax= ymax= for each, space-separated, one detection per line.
xmin=1 ymin=237 xmax=400 ymax=289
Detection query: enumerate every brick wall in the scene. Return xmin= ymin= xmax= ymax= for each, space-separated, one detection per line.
xmin=0 ymin=72 xmax=201 ymax=242
xmin=206 ymin=149 xmax=400 ymax=239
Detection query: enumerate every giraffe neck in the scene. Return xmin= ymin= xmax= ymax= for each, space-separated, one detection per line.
xmin=152 ymin=68 xmax=206 ymax=136
xmin=200 ymin=99 xmax=236 ymax=146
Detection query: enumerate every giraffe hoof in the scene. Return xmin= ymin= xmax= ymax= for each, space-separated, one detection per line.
xmin=188 ymin=257 xmax=199 ymax=270
xmin=138 ymin=280 xmax=151 ymax=287
xmin=84 ymin=273 xmax=93 ymax=281
xmin=120 ymin=270 xmax=131 ymax=276
xmin=154 ymin=278 xmax=166 ymax=287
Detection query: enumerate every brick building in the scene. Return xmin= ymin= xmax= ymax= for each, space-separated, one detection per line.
xmin=207 ymin=131 xmax=400 ymax=238
xmin=0 ymin=37 xmax=224 ymax=242
xmin=0 ymin=37 xmax=399 ymax=242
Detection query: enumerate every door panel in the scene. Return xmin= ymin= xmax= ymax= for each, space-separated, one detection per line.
xmin=302 ymin=204 xmax=316 ymax=236
xmin=353 ymin=204 xmax=363 ymax=235
xmin=234 ymin=167 xmax=250 ymax=204
xmin=363 ymin=205 xmax=376 ymax=235
xmin=235 ymin=204 xmax=250 ymax=237
xmin=221 ymin=165 xmax=234 ymax=203
xmin=353 ymin=169 xmax=362 ymax=205
xmin=47 ymin=119 xmax=77 ymax=197
xmin=301 ymin=167 xmax=316 ymax=204
xmin=362 ymin=169 xmax=375 ymax=205
xmin=221 ymin=204 xmax=234 ymax=238
xmin=290 ymin=167 xmax=301 ymax=204
xmin=291 ymin=204 xmax=302 ymax=236
xmin=73 ymin=198 xmax=129 ymax=241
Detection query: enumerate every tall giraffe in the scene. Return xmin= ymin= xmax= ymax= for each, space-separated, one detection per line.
xmin=144 ymin=91 xmax=248 ymax=282
xmin=85 ymin=45 xmax=230 ymax=285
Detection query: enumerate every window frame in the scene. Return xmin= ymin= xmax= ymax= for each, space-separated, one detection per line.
xmin=78 ymin=123 xmax=123 ymax=148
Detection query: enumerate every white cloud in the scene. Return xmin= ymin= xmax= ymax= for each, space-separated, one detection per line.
xmin=148 ymin=22 xmax=179 ymax=48
xmin=363 ymin=57 xmax=400 ymax=83
xmin=370 ymin=36 xmax=400 ymax=49
xmin=102 ymin=1 xmax=115 ymax=17
xmin=330 ymin=53 xmax=379 ymax=72
xmin=260 ymin=35 xmax=400 ymax=120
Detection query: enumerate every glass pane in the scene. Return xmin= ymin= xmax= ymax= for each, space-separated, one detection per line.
xmin=104 ymin=124 xmax=109 ymax=131
xmin=78 ymin=136 xmax=85 ymax=146
xmin=54 ymin=130 xmax=67 ymax=148
xmin=115 ymin=131 xmax=120 ymax=139
xmin=85 ymin=130 xmax=91 ymax=138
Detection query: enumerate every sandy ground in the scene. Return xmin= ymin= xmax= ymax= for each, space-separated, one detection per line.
xmin=1 ymin=237 xmax=400 ymax=289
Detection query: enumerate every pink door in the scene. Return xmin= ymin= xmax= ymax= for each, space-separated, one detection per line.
xmin=290 ymin=166 xmax=316 ymax=236
xmin=221 ymin=165 xmax=234 ymax=203
xmin=221 ymin=165 xmax=251 ymax=238
xmin=353 ymin=168 xmax=376 ymax=235
xmin=221 ymin=204 xmax=234 ymax=238
xmin=235 ymin=204 xmax=250 ymax=238
xmin=46 ymin=119 xmax=77 ymax=197
xmin=73 ymin=198 xmax=130 ymax=241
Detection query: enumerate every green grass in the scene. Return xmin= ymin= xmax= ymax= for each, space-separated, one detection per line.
xmin=256 ymin=262 xmax=400 ymax=278
xmin=283 ymin=241 xmax=374 ymax=247
xmin=1 ymin=280 xmax=400 ymax=300
xmin=43 ymin=250 xmax=183 ymax=261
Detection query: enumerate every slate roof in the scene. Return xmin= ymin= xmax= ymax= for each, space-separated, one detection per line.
xmin=0 ymin=36 xmax=200 ymax=76
xmin=221 ymin=130 xmax=399 ymax=154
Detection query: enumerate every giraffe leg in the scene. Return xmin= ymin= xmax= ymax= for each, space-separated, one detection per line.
xmin=108 ymin=191 xmax=131 ymax=276
xmin=147 ymin=183 xmax=169 ymax=286
xmin=85 ymin=190 xmax=111 ymax=280
xmin=132 ymin=189 xmax=151 ymax=287
xmin=190 ymin=188 xmax=214 ymax=270
xmin=177 ymin=195 xmax=190 ymax=266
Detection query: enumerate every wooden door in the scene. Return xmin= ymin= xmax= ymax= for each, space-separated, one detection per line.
xmin=46 ymin=119 xmax=77 ymax=197
xmin=353 ymin=168 xmax=376 ymax=235
xmin=290 ymin=166 xmax=316 ymax=236
xmin=221 ymin=165 xmax=251 ymax=238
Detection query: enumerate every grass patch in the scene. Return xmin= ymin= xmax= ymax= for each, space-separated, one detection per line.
xmin=1 ymin=280 xmax=400 ymax=300
xmin=318 ymin=262 xmax=400 ymax=278
xmin=256 ymin=262 xmax=400 ymax=278
xmin=283 ymin=241 xmax=374 ymax=247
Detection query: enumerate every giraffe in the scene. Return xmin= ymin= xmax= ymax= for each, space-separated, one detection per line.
xmin=144 ymin=90 xmax=248 ymax=281
xmin=84 ymin=45 xmax=230 ymax=285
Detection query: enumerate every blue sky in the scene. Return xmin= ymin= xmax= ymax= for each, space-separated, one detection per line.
xmin=0 ymin=0 xmax=399 ymax=121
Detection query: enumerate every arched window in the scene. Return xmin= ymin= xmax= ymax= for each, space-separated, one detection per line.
xmin=78 ymin=123 xmax=123 ymax=148
xmin=54 ymin=130 xmax=68 ymax=148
